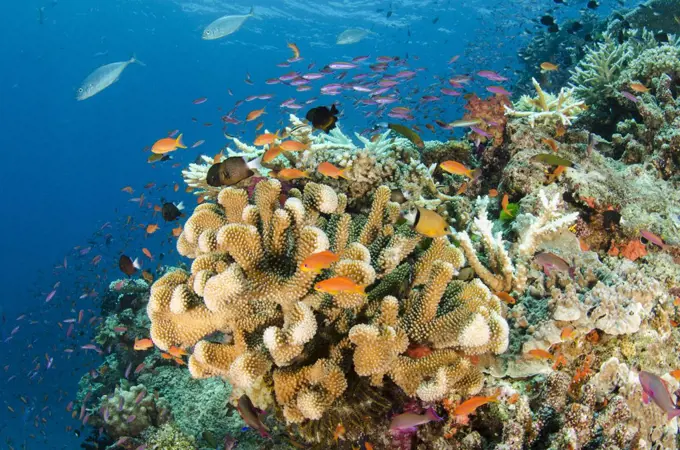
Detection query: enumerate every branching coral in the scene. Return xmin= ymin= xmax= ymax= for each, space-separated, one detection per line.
xmin=504 ymin=78 xmax=586 ymax=127
xmin=569 ymin=32 xmax=633 ymax=107
xmin=455 ymin=198 xmax=514 ymax=293
xmin=182 ymin=114 xmax=447 ymax=209
xmin=147 ymin=180 xmax=509 ymax=442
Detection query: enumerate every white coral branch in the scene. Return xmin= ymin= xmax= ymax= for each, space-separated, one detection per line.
xmin=455 ymin=208 xmax=514 ymax=293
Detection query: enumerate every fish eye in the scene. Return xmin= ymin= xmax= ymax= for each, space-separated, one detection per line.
xmin=78 ymin=88 xmax=84 ymax=93
xmin=205 ymin=30 xmax=211 ymax=35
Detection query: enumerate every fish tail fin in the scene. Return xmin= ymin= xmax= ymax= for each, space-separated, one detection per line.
xmin=132 ymin=258 xmax=141 ymax=270
xmin=130 ymin=54 xmax=146 ymax=67
xmin=176 ymin=133 xmax=187 ymax=149
xmin=339 ymin=169 xmax=351 ymax=180
xmin=354 ymin=285 xmax=367 ymax=296
xmin=247 ymin=157 xmax=263 ymax=172
xmin=176 ymin=201 xmax=185 ymax=211
xmin=425 ymin=407 xmax=443 ymax=422
xmin=249 ymin=6 xmax=255 ymax=16
xmin=330 ymin=104 xmax=339 ymax=115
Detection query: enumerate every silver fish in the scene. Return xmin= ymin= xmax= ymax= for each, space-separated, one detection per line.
xmin=76 ymin=56 xmax=143 ymax=101
xmin=336 ymin=28 xmax=373 ymax=45
xmin=202 ymin=7 xmax=254 ymax=40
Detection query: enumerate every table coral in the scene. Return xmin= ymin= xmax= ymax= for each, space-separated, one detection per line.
xmin=147 ymin=179 xmax=509 ymax=444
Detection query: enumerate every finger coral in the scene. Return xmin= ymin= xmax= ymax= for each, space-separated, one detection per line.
xmin=147 ymin=179 xmax=509 ymax=443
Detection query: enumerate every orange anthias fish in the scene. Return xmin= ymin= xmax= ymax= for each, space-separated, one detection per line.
xmin=333 ymin=423 xmax=346 ymax=443
xmin=300 ymin=250 xmax=339 ymax=273
xmin=246 ymin=107 xmax=266 ymax=122
xmin=151 ymin=134 xmax=187 ymax=154
xmin=542 ymin=137 xmax=559 ymax=152
xmin=495 ymin=292 xmax=515 ymax=305
xmin=440 ymin=160 xmax=475 ymax=179
xmin=146 ymin=224 xmax=159 ymax=234
xmin=501 ymin=194 xmax=513 ymax=217
xmin=142 ymin=248 xmax=153 ymax=260
xmin=561 ymin=326 xmax=575 ymax=340
xmin=453 ymin=391 xmax=500 ymax=416
xmin=254 ymin=132 xmax=278 ymax=146
xmin=172 ymin=225 xmax=183 ymax=237
xmin=629 ymin=83 xmax=649 ymax=93
xmin=279 ymin=140 xmax=308 ymax=152
xmin=287 ymin=42 xmax=300 ymax=59
xmin=160 ymin=352 xmax=173 ymax=360
xmin=526 ymin=349 xmax=553 ymax=360
xmin=540 ymin=62 xmax=558 ymax=71
xmin=670 ymin=369 xmax=680 ymax=381
xmin=546 ymin=165 xmax=566 ymax=184
xmin=275 ymin=168 xmax=309 ymax=181
xmin=317 ymin=161 xmax=349 ymax=180
xmin=133 ymin=338 xmax=154 ymax=351
xmin=315 ymin=276 xmax=366 ymax=295
xmin=262 ymin=145 xmax=284 ymax=163
xmin=488 ymin=189 xmax=498 ymax=197
xmin=405 ymin=343 xmax=433 ymax=359
xmin=121 ymin=186 xmax=134 ymax=194
xmin=168 ymin=346 xmax=188 ymax=358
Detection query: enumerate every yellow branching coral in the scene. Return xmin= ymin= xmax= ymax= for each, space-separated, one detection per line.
xmin=147 ymin=179 xmax=510 ymax=436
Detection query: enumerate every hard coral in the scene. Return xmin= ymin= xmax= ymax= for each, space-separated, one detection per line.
xmin=504 ymin=78 xmax=586 ymax=128
xmin=147 ymin=179 xmax=509 ymax=443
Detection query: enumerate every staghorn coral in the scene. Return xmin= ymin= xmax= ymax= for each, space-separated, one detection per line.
xmin=455 ymin=197 xmax=515 ymax=293
xmin=147 ymin=179 xmax=509 ymax=443
xmin=569 ymin=32 xmax=633 ymax=108
xmin=504 ymin=78 xmax=586 ymax=128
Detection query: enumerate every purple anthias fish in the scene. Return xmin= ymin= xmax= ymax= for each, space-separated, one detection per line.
xmin=237 ymin=395 xmax=270 ymax=438
xmin=329 ymin=61 xmax=357 ymax=70
xmin=390 ymin=407 xmax=442 ymax=431
xmin=621 ymin=91 xmax=639 ymax=103
xmin=639 ymin=371 xmax=680 ymax=420
xmin=534 ymin=252 xmax=575 ymax=278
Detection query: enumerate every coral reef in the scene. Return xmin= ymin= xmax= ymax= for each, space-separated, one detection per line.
xmin=88 ymin=383 xmax=170 ymax=437
xmin=462 ymin=94 xmax=511 ymax=147
xmin=504 ymin=78 xmax=587 ymax=127
xmin=147 ymin=179 xmax=509 ymax=443
xmin=183 ymin=114 xmax=449 ymax=210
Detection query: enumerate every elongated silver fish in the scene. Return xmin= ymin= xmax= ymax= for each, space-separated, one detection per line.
xmin=202 ymin=7 xmax=254 ymax=40
xmin=336 ymin=28 xmax=372 ymax=45
xmin=76 ymin=56 xmax=144 ymax=101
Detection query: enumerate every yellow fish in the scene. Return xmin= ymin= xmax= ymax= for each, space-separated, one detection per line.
xmin=406 ymin=207 xmax=450 ymax=238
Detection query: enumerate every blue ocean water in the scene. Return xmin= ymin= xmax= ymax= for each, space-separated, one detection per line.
xmin=0 ymin=0 xmax=621 ymax=448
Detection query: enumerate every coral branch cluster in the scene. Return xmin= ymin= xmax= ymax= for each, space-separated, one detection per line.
xmin=147 ymin=180 xmax=509 ymax=435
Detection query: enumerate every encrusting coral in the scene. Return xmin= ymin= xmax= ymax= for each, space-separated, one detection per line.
xmin=147 ymin=179 xmax=509 ymax=443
